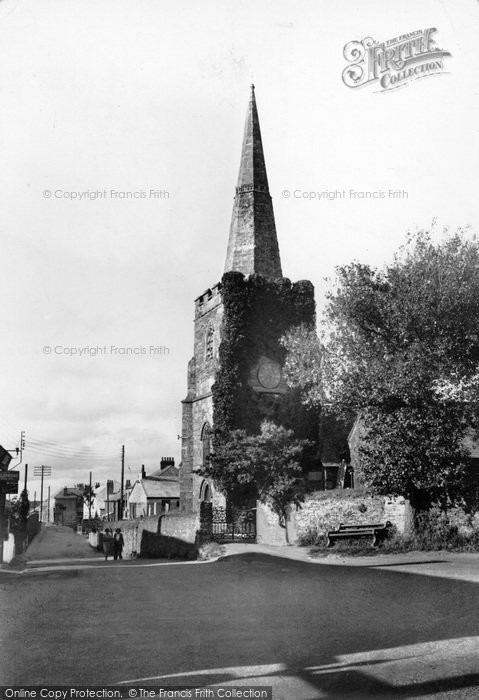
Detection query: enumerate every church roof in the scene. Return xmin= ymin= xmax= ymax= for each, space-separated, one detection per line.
xmin=224 ymin=85 xmax=282 ymax=280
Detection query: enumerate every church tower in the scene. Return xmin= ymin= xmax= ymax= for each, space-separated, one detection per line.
xmin=180 ymin=87 xmax=318 ymax=513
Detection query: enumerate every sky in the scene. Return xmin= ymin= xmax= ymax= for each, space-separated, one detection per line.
xmin=0 ymin=0 xmax=478 ymax=502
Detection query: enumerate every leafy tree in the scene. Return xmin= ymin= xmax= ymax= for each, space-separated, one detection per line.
xmin=81 ymin=484 xmax=96 ymax=518
xmin=281 ymin=323 xmax=352 ymax=462
xmin=322 ymin=229 xmax=479 ymax=513
xmin=200 ymin=420 xmax=311 ymax=534
xmin=281 ymin=322 xmax=323 ymax=409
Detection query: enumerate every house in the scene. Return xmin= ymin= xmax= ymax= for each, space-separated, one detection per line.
xmin=127 ymin=460 xmax=180 ymax=518
xmin=53 ymin=485 xmax=84 ymax=527
xmin=94 ymin=480 xmax=124 ymax=521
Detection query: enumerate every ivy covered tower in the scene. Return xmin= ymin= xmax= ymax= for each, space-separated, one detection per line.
xmin=180 ymin=86 xmax=318 ymax=513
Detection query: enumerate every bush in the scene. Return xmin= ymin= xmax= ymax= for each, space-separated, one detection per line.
xmin=409 ymin=508 xmax=479 ymax=551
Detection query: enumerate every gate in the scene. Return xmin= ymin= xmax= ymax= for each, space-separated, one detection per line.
xmin=211 ymin=506 xmax=256 ymax=543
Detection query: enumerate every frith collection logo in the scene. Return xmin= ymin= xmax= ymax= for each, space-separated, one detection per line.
xmin=342 ymin=28 xmax=451 ymax=91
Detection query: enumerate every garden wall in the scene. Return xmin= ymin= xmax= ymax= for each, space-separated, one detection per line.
xmin=292 ymin=490 xmax=386 ymax=546
xmin=89 ymin=512 xmax=200 ymax=559
xmin=257 ymin=490 xmax=407 ymax=546
xmin=159 ymin=512 xmax=199 ymax=543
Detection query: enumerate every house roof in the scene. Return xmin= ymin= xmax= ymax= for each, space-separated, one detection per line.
xmin=142 ymin=478 xmax=180 ymax=499
xmin=150 ymin=465 xmax=179 ymax=478
xmin=96 ymin=481 xmax=121 ymax=500
xmin=54 ymin=487 xmax=83 ymax=500
xmin=103 ymin=491 xmax=122 ymax=502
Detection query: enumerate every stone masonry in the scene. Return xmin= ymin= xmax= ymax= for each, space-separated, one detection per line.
xmin=180 ymin=86 xmax=317 ymax=515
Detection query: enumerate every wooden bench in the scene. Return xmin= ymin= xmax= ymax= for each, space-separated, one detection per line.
xmin=327 ymin=521 xmax=392 ymax=548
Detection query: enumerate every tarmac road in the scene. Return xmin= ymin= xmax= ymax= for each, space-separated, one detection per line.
xmin=1 ymin=547 xmax=479 ymax=699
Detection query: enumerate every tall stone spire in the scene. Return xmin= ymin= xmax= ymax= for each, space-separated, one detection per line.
xmin=224 ymin=85 xmax=283 ymax=279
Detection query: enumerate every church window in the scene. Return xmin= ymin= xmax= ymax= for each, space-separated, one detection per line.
xmin=205 ymin=326 xmax=214 ymax=361
xmin=200 ymin=479 xmax=211 ymax=504
xmin=201 ymin=422 xmax=212 ymax=466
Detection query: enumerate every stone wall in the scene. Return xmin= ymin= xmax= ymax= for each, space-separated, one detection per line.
xmin=256 ymin=501 xmax=288 ymax=545
xmin=89 ymin=512 xmax=201 ymax=559
xmin=245 ymin=492 xmax=410 ymax=547
xmin=384 ymin=496 xmax=413 ymax=534
xmin=159 ymin=511 xmax=200 ymax=543
xmin=90 ymin=517 xmax=159 ymax=557
xmin=293 ymin=491 xmax=386 ymax=545
xmin=180 ymin=284 xmax=223 ymax=514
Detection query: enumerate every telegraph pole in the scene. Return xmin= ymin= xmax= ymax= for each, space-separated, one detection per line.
xmin=88 ymin=471 xmax=92 ymax=520
xmin=40 ymin=469 xmax=44 ymax=522
xmin=24 ymin=463 xmax=28 ymax=493
xmin=120 ymin=445 xmax=125 ymax=520
xmin=47 ymin=485 xmax=51 ymax=523
xmin=33 ymin=466 xmax=52 ymax=523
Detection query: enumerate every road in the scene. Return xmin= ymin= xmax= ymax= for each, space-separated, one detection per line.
xmin=1 ymin=545 xmax=479 ymax=698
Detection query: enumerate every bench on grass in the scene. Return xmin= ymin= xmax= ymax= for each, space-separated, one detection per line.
xmin=327 ymin=521 xmax=392 ymax=548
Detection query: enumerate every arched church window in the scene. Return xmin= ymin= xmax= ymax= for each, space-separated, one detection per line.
xmin=205 ymin=326 xmax=214 ymax=361
xmin=199 ymin=479 xmax=211 ymax=503
xmin=201 ymin=422 xmax=212 ymax=466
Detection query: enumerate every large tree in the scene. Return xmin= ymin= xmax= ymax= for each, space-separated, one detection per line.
xmin=281 ymin=323 xmax=352 ymax=463
xmin=200 ymin=420 xmax=311 ymax=530
xmin=322 ymin=229 xmax=479 ymax=512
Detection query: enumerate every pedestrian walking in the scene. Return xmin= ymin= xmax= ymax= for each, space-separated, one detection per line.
xmin=113 ymin=528 xmax=124 ymax=560
xmin=102 ymin=527 xmax=114 ymax=561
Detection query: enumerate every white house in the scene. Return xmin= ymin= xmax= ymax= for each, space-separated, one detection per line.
xmin=127 ymin=463 xmax=180 ymax=518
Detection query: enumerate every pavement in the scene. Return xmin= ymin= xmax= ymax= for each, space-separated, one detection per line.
xmin=22 ymin=522 xmax=105 ymax=562
xmin=7 ymin=524 xmax=479 ymax=586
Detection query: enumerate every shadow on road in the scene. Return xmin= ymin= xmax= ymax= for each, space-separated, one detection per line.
xmin=2 ymin=552 xmax=479 ymax=697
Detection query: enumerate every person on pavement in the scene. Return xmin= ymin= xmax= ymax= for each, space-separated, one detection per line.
xmin=113 ymin=528 xmax=124 ymax=560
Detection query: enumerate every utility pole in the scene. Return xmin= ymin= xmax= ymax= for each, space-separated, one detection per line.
xmin=106 ymin=480 xmax=113 ymax=521
xmin=120 ymin=445 xmax=125 ymax=521
xmin=47 ymin=485 xmax=51 ymax=523
xmin=24 ymin=463 xmax=28 ymax=493
xmin=89 ymin=471 xmax=92 ymax=520
xmin=33 ymin=466 xmax=52 ymax=523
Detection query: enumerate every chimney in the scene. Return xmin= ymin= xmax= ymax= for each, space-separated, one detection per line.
xmin=141 ymin=465 xmax=146 ymax=479
xmin=125 ymin=479 xmax=131 ymax=490
xmin=63 ymin=487 xmax=68 ymax=496
xmin=160 ymin=457 xmax=175 ymax=470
